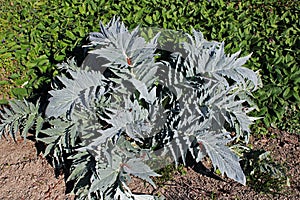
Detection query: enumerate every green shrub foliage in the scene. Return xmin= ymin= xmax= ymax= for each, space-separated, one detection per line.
xmin=0 ymin=18 xmax=262 ymax=199
xmin=0 ymin=0 xmax=298 ymax=132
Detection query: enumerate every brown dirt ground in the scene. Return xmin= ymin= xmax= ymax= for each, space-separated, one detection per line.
xmin=0 ymin=129 xmax=299 ymax=200
xmin=0 ymin=137 xmax=68 ymax=200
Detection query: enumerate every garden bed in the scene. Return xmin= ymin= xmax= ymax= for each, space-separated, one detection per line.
xmin=0 ymin=129 xmax=298 ymax=199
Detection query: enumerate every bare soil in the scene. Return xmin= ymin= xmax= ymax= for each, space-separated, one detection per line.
xmin=0 ymin=129 xmax=299 ymax=200
xmin=0 ymin=137 xmax=68 ymax=200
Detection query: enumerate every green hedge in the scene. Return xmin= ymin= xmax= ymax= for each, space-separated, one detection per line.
xmin=0 ymin=0 xmax=299 ymax=132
